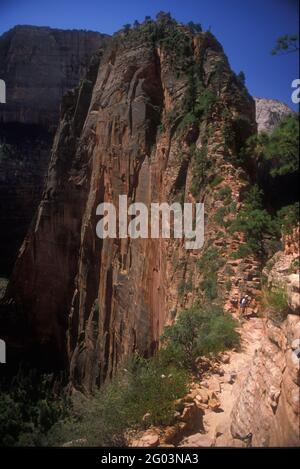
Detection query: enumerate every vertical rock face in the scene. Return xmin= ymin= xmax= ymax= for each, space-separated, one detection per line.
xmin=254 ymin=97 xmax=293 ymax=133
xmin=0 ymin=25 xmax=108 ymax=127
xmin=0 ymin=26 xmax=108 ymax=274
xmin=4 ymin=21 xmax=256 ymax=389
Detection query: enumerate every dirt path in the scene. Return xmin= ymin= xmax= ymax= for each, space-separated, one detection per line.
xmin=129 ymin=315 xmax=265 ymax=448
xmin=180 ymin=316 xmax=265 ymax=447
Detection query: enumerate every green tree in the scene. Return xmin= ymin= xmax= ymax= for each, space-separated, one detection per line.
xmin=241 ymin=114 xmax=299 ymax=177
xmin=156 ymin=11 xmax=172 ymax=23
xmin=185 ymin=68 xmax=197 ymax=112
xmin=123 ymin=24 xmax=131 ymax=33
xmin=276 ymin=202 xmax=299 ymax=234
xmin=161 ymin=306 xmax=239 ymax=369
xmin=187 ymin=21 xmax=202 ymax=33
xmin=230 ymin=185 xmax=278 ymax=256
xmin=236 ymin=71 xmax=246 ymax=86
xmin=272 ymin=34 xmax=299 ymax=55
xmin=263 ymin=114 xmax=299 ymax=176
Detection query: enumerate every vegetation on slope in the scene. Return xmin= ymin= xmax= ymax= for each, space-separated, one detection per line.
xmin=242 ymin=114 xmax=299 ymax=177
xmin=230 ymin=114 xmax=299 ymax=258
xmin=0 ymin=302 xmax=239 ymax=447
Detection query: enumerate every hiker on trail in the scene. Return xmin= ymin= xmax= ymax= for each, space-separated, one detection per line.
xmin=239 ymin=296 xmax=247 ymax=315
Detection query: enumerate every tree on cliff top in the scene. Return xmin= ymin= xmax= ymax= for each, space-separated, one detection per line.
xmin=272 ymin=34 xmax=299 ymax=55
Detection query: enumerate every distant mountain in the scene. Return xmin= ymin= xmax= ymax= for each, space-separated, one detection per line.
xmin=255 ymin=97 xmax=293 ymax=133
xmin=0 ymin=25 xmax=109 ymax=128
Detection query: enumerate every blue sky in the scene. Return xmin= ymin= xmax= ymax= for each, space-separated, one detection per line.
xmin=1 ymin=0 xmax=299 ymax=110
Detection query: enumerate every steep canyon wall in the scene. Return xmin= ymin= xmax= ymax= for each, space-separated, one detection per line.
xmin=4 ymin=24 xmax=256 ymax=389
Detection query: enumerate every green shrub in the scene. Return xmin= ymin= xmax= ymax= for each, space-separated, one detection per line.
xmin=224 ymin=265 xmax=234 ymax=276
xmin=236 ymin=71 xmax=246 ymax=86
xmin=178 ymin=112 xmax=197 ymax=130
xmin=230 ymin=208 xmax=277 ymax=256
xmin=231 ymin=243 xmax=252 ymax=259
xmin=289 ymin=257 xmax=299 ymax=274
xmin=49 ymin=356 xmax=188 ymax=446
xmin=197 ymin=246 xmax=225 ymax=302
xmin=276 ymin=202 xmax=299 ymax=235
xmin=187 ymin=21 xmax=202 ymax=33
xmin=262 ymin=286 xmax=289 ymax=323
xmin=161 ymin=306 xmax=239 ymax=370
xmin=264 ymin=114 xmax=299 ymax=177
xmin=217 ymin=186 xmax=232 ymax=205
xmin=210 ymin=175 xmax=224 ymax=188
xmin=0 ymin=372 xmax=69 ymax=447
xmin=194 ymin=89 xmax=217 ymax=118
xmin=217 ymin=186 xmax=232 ymax=200
xmin=214 ymin=206 xmax=231 ymax=227
xmin=230 ymin=185 xmax=278 ymax=257
xmin=190 ymin=146 xmax=212 ymax=197
xmin=197 ymin=246 xmax=220 ymax=271
xmin=178 ymin=276 xmax=193 ymax=297
xmin=216 ymin=230 xmax=225 ymax=239
xmin=240 ymin=114 xmax=299 ymax=177
xmin=201 ymin=274 xmax=218 ymax=300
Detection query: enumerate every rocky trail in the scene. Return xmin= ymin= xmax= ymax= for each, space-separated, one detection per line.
xmin=180 ymin=316 xmax=264 ymax=447
xmin=130 ymin=314 xmax=265 ymax=448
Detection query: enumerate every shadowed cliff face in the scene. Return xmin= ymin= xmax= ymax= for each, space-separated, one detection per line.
xmin=0 ymin=25 xmax=108 ymax=128
xmin=0 ymin=26 xmax=109 ymax=275
xmin=3 ymin=22 xmax=256 ymax=389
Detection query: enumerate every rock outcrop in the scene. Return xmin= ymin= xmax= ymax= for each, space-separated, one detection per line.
xmin=0 ymin=26 xmax=108 ymax=274
xmin=3 ymin=20 xmax=256 ymax=388
xmin=254 ymin=97 xmax=293 ymax=133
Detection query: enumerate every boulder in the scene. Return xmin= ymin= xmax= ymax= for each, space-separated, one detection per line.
xmin=208 ymin=392 xmax=221 ymax=411
xmin=132 ymin=431 xmax=160 ymax=447
xmin=207 ymin=376 xmax=221 ymax=393
xmin=181 ymin=402 xmax=203 ymax=431
xmin=180 ymin=433 xmax=213 ymax=447
xmin=195 ymin=388 xmax=209 ymax=404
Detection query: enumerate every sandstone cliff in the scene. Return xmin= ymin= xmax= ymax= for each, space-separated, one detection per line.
xmin=0 ymin=25 xmax=108 ymax=128
xmin=0 ymin=26 xmax=108 ymax=274
xmin=3 ymin=19 xmax=256 ymax=389
xmin=1 ymin=17 xmax=298 ymax=448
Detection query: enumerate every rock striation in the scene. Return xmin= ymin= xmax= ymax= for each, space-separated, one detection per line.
xmin=3 ymin=20 xmax=256 ymax=388
xmin=1 ymin=18 xmax=298 ymax=448
xmin=0 ymin=26 xmax=108 ymax=274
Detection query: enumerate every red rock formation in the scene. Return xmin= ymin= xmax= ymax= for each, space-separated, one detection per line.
xmin=3 ymin=22 xmax=256 ymax=390
xmin=0 ymin=26 xmax=108 ymax=274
